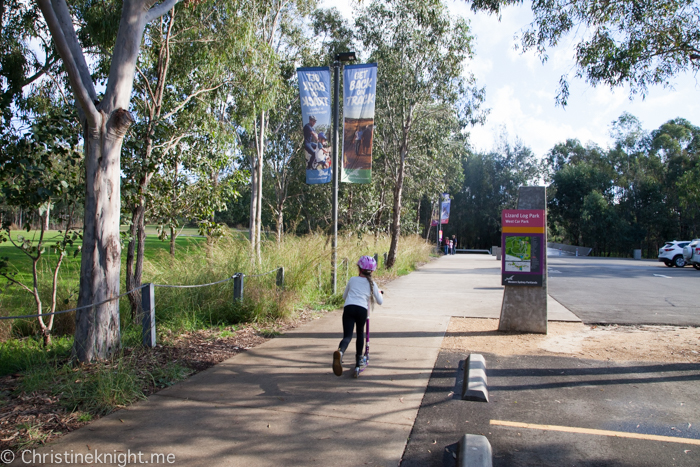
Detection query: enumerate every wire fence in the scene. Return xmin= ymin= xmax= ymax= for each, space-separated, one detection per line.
xmin=0 ymin=268 xmax=282 ymax=322
xmin=1 ymin=251 xmax=388 ymax=346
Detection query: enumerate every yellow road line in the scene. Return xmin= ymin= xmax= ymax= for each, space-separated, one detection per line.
xmin=491 ymin=420 xmax=700 ymax=446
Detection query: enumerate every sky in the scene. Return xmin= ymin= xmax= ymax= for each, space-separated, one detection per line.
xmin=322 ymin=0 xmax=700 ymax=158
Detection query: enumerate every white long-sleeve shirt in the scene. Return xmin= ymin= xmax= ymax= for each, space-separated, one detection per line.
xmin=343 ymin=276 xmax=383 ymax=317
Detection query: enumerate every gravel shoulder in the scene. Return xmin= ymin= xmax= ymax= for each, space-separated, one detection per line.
xmin=444 ymin=318 xmax=700 ymax=363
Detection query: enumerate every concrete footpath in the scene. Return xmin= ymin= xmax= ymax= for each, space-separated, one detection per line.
xmin=16 ymin=255 xmax=578 ymax=467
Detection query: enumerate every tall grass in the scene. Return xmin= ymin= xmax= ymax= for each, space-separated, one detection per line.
xmin=1 ymin=233 xmax=432 ymax=375
xmin=141 ymin=233 xmax=433 ymax=335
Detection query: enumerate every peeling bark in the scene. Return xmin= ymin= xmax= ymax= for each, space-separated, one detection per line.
xmin=39 ymin=0 xmax=179 ymax=362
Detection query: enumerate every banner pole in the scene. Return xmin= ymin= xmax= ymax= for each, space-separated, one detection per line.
xmin=331 ymin=59 xmax=340 ymax=294
xmin=436 ymin=199 xmax=440 ymax=254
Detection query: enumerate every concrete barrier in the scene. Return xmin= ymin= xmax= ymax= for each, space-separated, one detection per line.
xmin=458 ymin=434 xmax=492 ymax=467
xmin=547 ymin=242 xmax=592 ymax=256
xmin=461 ymin=354 xmax=488 ymax=402
xmin=492 ymin=247 xmax=501 ymax=260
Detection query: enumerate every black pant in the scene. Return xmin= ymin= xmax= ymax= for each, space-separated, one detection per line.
xmin=338 ymin=305 xmax=368 ymax=364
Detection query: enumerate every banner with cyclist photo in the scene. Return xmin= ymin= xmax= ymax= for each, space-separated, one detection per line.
xmin=297 ymin=67 xmax=332 ymax=184
xmin=440 ymin=193 xmax=451 ymax=224
xmin=341 ymin=63 xmax=377 ymax=184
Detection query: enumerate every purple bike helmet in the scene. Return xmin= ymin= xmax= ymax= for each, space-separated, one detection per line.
xmin=357 ymin=255 xmax=377 ymax=272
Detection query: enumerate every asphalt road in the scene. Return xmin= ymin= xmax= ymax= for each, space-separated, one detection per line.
xmin=401 ymin=350 xmax=700 ymax=467
xmin=547 ymin=257 xmax=700 ymax=326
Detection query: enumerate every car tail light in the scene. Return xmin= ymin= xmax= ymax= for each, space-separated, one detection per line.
xmin=664 ymin=248 xmax=674 ymax=251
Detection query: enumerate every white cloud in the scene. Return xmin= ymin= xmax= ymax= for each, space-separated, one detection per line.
xmin=465 ymin=56 xmax=493 ymax=77
xmin=322 ymin=0 xmax=700 ymax=160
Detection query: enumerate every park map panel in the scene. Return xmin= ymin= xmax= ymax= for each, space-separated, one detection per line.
xmin=501 ymin=210 xmax=545 ymax=286
xmin=504 ymin=236 xmax=532 ymax=272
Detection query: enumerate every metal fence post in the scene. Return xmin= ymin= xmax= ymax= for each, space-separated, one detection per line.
xmin=276 ymin=267 xmax=285 ymax=289
xmin=233 ymin=274 xmax=244 ymax=302
xmin=142 ymin=283 xmax=156 ymax=348
xmin=383 ymin=252 xmax=387 ymax=268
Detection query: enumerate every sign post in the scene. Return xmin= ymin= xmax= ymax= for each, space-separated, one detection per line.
xmin=498 ymin=187 xmax=548 ymax=334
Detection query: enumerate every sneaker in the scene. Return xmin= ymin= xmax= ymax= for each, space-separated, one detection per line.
xmin=353 ymin=366 xmax=360 ymax=378
xmin=332 ymin=350 xmax=343 ymax=376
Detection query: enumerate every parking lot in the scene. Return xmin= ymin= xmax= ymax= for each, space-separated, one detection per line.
xmin=547 ymin=257 xmax=700 ymax=326
xmin=401 ymin=255 xmax=700 ymax=466
xmin=402 ymin=351 xmax=700 ymax=467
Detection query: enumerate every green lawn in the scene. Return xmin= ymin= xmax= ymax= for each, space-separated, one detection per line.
xmin=0 ymin=228 xmax=207 ymax=322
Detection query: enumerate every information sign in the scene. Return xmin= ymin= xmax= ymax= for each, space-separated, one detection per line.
xmin=501 ymin=210 xmax=546 ymax=286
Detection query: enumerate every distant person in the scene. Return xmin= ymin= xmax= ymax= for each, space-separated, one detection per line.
xmin=333 ymin=255 xmax=383 ymax=378
xmin=451 ymin=235 xmax=457 ymax=255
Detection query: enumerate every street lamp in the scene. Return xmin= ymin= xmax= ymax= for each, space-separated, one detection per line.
xmin=331 ymin=51 xmax=356 ymax=294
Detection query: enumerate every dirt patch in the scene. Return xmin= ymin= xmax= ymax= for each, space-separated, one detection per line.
xmin=444 ymin=318 xmax=700 ymax=363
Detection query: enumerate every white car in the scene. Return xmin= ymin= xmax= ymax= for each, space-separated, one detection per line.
xmin=658 ymin=240 xmax=691 ymax=267
xmin=682 ymin=239 xmax=700 ymax=270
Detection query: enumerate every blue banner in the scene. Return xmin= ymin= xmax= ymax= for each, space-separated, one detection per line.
xmin=440 ymin=193 xmax=450 ymax=224
xmin=297 ymin=67 xmax=332 ymax=184
xmin=341 ymin=63 xmax=377 ymax=184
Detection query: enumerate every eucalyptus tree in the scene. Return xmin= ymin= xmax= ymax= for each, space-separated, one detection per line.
xmin=263 ymin=88 xmax=302 ymax=244
xmin=545 ymin=115 xmax=700 ymax=255
xmin=261 ymin=7 xmax=355 ymax=241
xmin=467 ymin=0 xmax=700 ymax=105
xmin=148 ymin=124 xmax=245 ymax=255
xmin=606 ymin=113 xmax=673 ymax=254
xmin=257 ymin=5 xmax=321 ymax=245
xmin=36 ymin=0 xmax=197 ymax=361
xmin=115 ymin=1 xmax=251 ymax=318
xmin=355 ymin=0 xmax=485 ymax=268
xmin=678 ymin=160 xmax=700 ymax=237
xmin=650 ymin=118 xmax=700 ymax=237
xmin=400 ymin=117 xmax=464 ymax=236
xmin=545 ymin=138 xmax=615 ymax=247
xmin=239 ymin=0 xmax=315 ymax=260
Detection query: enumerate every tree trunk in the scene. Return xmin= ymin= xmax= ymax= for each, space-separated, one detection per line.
xmin=135 ymin=207 xmax=146 ymax=306
xmin=386 ymin=107 xmax=412 ymax=269
xmin=386 ymin=145 xmax=407 ymax=269
xmin=170 ymin=225 xmax=176 ymax=256
xmin=249 ymin=154 xmax=258 ymax=254
xmin=126 ymin=206 xmax=142 ymax=321
xmin=275 ymin=207 xmax=283 ymax=245
xmin=44 ymin=203 xmax=50 ymax=231
xmin=74 ymin=110 xmax=131 ymax=362
xmin=415 ymin=198 xmax=421 ymax=235
xmin=255 ymin=110 xmax=265 ymax=260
